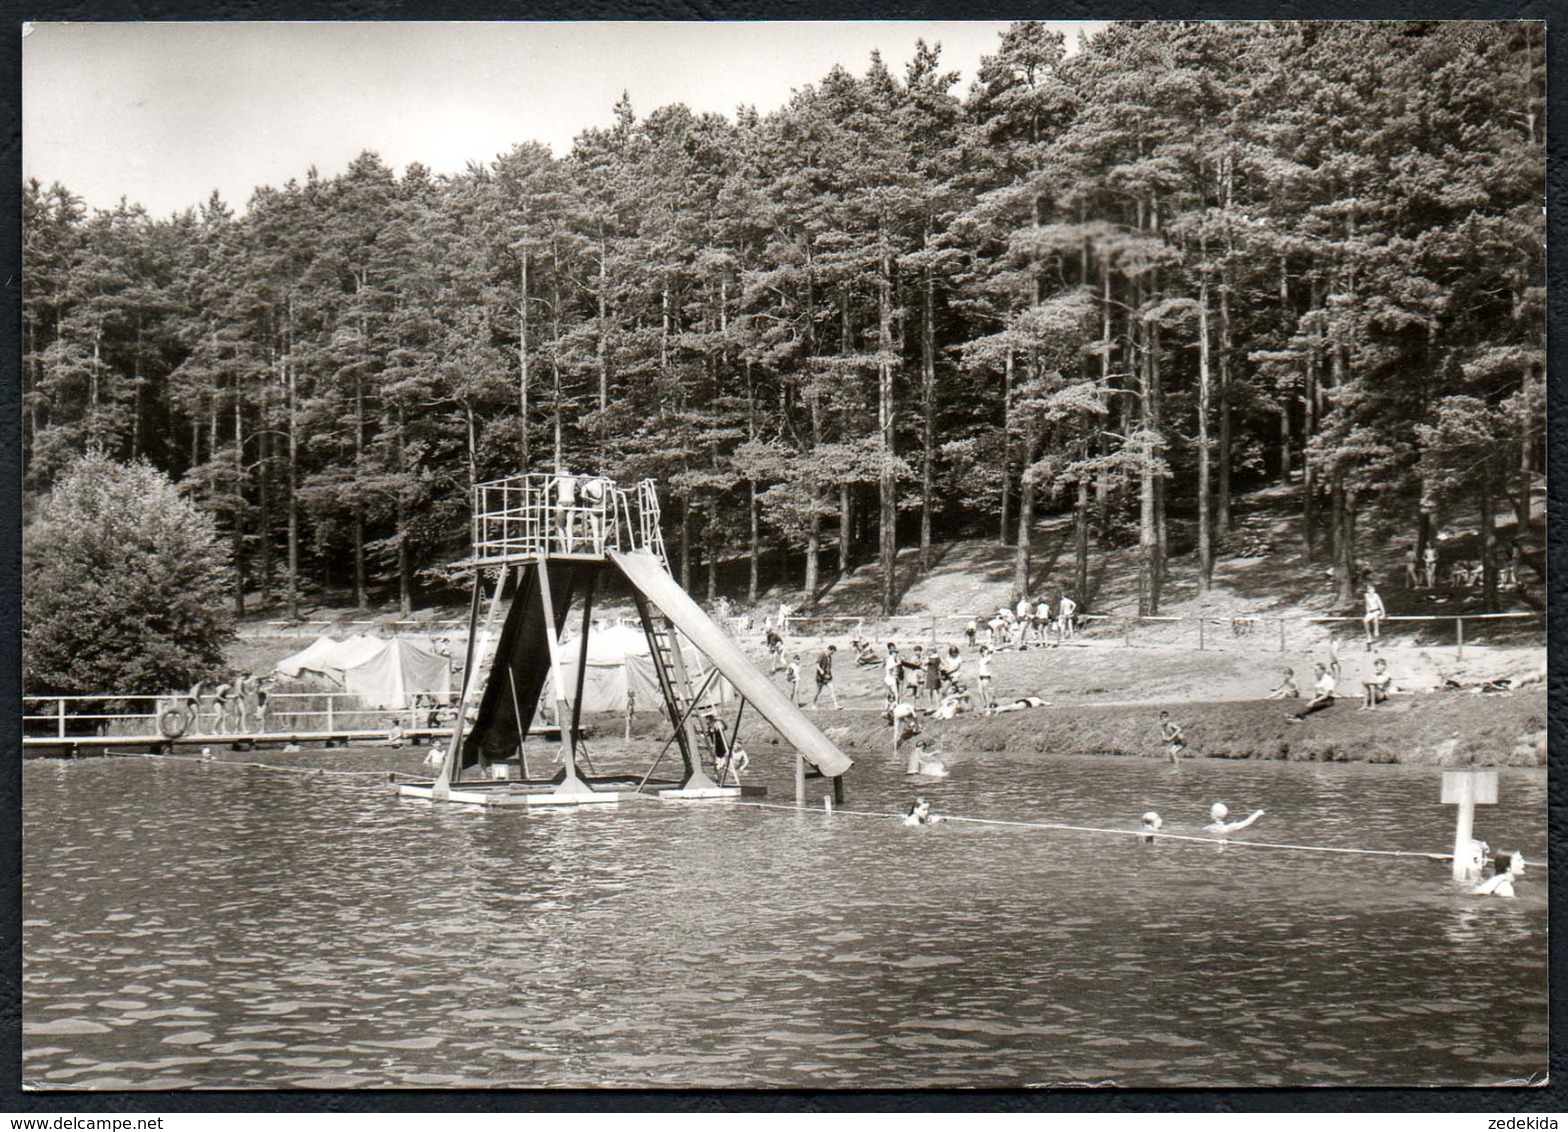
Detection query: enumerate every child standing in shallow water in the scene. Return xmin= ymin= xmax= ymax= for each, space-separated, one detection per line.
xmin=1159 ymin=711 xmax=1186 ymax=763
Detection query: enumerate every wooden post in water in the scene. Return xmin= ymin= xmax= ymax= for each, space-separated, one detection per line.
xmin=833 ymin=774 xmax=845 ymax=805
xmin=1442 ymin=769 xmax=1498 ymax=881
xmin=795 ymin=752 xmax=806 ymax=807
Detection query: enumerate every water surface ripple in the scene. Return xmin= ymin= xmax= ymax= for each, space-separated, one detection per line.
xmin=23 ymin=750 xmax=1547 ymax=1088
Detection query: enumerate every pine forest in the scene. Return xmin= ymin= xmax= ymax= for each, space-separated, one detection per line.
xmin=21 ymin=21 xmax=1547 ymax=624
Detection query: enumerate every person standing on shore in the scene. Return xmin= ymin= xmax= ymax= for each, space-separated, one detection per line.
xmin=1363 ymin=583 xmax=1386 ymax=650
xmin=975 ymin=644 xmax=995 ymax=712
xmin=1057 ymin=592 xmax=1078 ymax=640
xmin=812 ymin=644 xmax=840 ymax=710
xmin=883 ymin=643 xmax=902 ymax=710
xmin=924 ymin=647 xmax=943 ymax=708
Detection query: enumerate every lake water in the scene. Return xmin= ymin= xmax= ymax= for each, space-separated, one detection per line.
xmin=22 ymin=746 xmax=1548 ymax=1089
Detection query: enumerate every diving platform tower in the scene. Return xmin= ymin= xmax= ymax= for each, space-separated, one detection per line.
xmin=412 ymin=473 xmax=853 ymax=806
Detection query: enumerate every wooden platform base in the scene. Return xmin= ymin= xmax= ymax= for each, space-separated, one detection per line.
xmin=395 ymin=781 xmax=620 ymax=807
xmin=657 ymin=786 xmax=743 ymax=801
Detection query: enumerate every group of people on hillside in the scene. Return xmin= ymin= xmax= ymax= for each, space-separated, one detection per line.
xmin=1270 ymin=641 xmax=1396 ymax=725
xmin=878 ymin=642 xmax=968 ymax=712
xmin=765 ymin=622 xmax=845 ymax=712
xmin=969 ymin=592 xmax=1080 ymax=651
xmin=1402 ymin=540 xmax=1527 ymax=593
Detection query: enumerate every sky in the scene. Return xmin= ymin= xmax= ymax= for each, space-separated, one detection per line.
xmin=22 ymin=20 xmax=1108 ymax=219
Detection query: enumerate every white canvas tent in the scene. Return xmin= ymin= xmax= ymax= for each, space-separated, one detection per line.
xmin=558 ymin=622 xmax=731 ymax=713
xmin=274 ymin=635 xmax=452 ymax=709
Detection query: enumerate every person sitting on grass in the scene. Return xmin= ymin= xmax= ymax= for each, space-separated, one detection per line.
xmin=1287 ymin=663 xmax=1337 ymax=722
xmin=1360 ymin=657 xmax=1393 ymax=710
xmin=1264 ymin=667 xmax=1300 ymax=700
xmin=927 ymin=691 xmax=974 ymax=721
xmin=1158 ymin=711 xmax=1187 ymax=763
xmin=992 ymin=694 xmax=1049 ymax=714
xmin=1205 ymin=802 xmax=1265 ymax=835
xmin=855 ymin=639 xmax=881 ymax=667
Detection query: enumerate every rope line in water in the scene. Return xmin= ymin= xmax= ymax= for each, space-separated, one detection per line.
xmin=117 ymin=755 xmax=1546 ymax=866
xmin=721 ymin=799 xmax=1549 ymax=866
xmin=129 ymin=751 xmax=396 ymax=779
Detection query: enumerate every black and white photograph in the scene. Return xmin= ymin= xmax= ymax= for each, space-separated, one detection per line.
xmin=17 ymin=19 xmax=1548 ymax=1092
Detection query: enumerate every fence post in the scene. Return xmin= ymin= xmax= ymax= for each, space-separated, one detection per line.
xmin=1124 ymin=620 xmax=1132 ymax=649
xmin=326 ymin=696 xmax=335 ymax=734
xmin=1279 ymin=618 xmax=1287 ymax=653
xmin=1198 ymin=618 xmax=1206 ymax=651
xmin=1456 ymin=617 xmax=1464 ymax=661
xmin=58 ymin=698 xmax=67 ymax=739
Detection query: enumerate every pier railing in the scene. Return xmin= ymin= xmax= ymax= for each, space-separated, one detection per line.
xmin=22 ymin=690 xmax=461 ymax=743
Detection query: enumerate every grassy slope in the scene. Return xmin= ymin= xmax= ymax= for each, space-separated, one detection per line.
xmin=226 ymin=485 xmax=1545 ymax=766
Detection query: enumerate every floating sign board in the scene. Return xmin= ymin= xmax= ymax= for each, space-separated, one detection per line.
xmin=1441 ymin=769 xmax=1499 ymax=806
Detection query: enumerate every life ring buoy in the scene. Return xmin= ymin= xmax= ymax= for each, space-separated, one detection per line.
xmin=159 ymin=707 xmax=190 ymax=740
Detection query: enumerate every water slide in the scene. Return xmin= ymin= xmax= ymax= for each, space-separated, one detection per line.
xmin=608 ymin=549 xmax=854 ymax=779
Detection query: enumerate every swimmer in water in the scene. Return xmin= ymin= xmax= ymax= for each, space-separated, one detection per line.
xmin=903 ymin=797 xmax=943 ymax=826
xmin=906 ymin=737 xmax=948 ymax=778
xmin=1139 ymin=811 xmax=1163 ymax=843
xmin=1204 ymin=802 xmax=1264 ymax=835
xmin=1473 ymin=851 xmax=1526 ymax=898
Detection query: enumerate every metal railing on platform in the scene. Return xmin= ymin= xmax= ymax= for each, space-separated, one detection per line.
xmin=469 ymin=472 xmax=666 ymax=565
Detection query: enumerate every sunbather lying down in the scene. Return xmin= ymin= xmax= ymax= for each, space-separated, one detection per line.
xmin=991 ymin=694 xmax=1048 ymax=714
